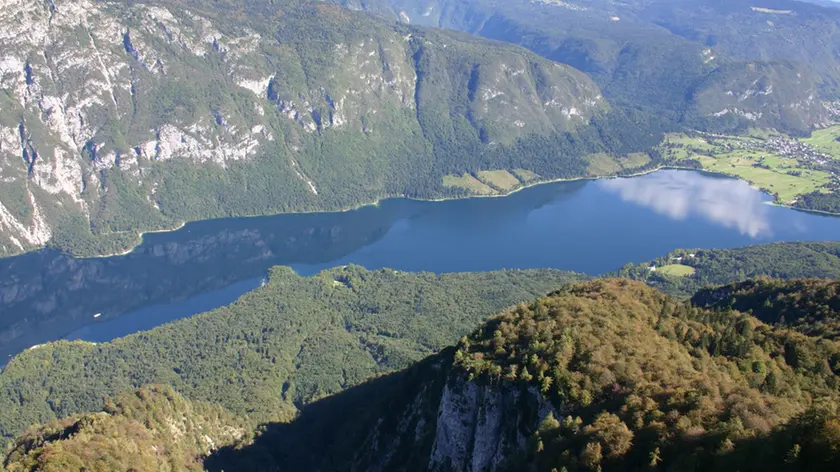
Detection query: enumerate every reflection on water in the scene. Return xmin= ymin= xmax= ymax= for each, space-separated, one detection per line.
xmin=600 ymin=171 xmax=772 ymax=238
xmin=2 ymin=170 xmax=839 ymax=364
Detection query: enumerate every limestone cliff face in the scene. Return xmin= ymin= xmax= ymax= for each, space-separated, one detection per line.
xmin=688 ymin=61 xmax=831 ymax=133
xmin=353 ymin=362 xmax=554 ymax=472
xmin=340 ymin=0 xmax=837 ymax=134
xmin=427 ymin=378 xmax=551 ymax=472
xmin=0 ymin=0 xmax=605 ymax=257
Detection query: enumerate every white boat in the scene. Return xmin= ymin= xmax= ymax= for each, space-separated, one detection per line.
xmin=93 ymin=313 xmax=102 ymax=319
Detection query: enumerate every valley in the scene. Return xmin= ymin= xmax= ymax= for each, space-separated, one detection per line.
xmin=2 ymin=1 xmax=840 ymax=471
xmin=661 ymin=130 xmax=840 ymax=208
xmin=4 ymin=169 xmax=840 ymax=365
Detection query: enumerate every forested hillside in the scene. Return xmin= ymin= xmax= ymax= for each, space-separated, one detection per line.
xmin=615 ymin=241 xmax=840 ymax=297
xmin=7 ymin=278 xmax=840 ymax=471
xmin=206 ymin=279 xmax=840 ymax=471
xmin=0 ymin=266 xmax=583 ymax=446
xmin=344 ymin=0 xmax=838 ymax=134
xmin=0 ymin=0 xmax=668 ymax=258
xmin=691 ymin=279 xmax=840 ymax=339
xmin=5 ymin=242 xmax=840 ymax=450
xmin=3 ymin=385 xmax=250 ymax=472
xmin=2 ymin=257 xmax=840 ymax=469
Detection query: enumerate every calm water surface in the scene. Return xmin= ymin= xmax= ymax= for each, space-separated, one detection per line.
xmin=2 ymin=170 xmax=839 ymax=362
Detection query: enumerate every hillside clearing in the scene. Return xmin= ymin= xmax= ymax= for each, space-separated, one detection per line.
xmin=512 ymin=169 xmax=540 ymax=183
xmin=476 ymin=170 xmax=522 ymax=191
xmin=657 ymin=264 xmax=696 ymax=277
xmin=802 ymin=125 xmax=840 ymax=159
xmin=443 ymin=174 xmax=497 ymax=195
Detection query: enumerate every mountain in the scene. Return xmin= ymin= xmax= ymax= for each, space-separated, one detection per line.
xmin=14 ymin=279 xmax=838 ymax=471
xmin=4 ymin=242 xmax=840 ymax=450
xmin=0 ymin=0 xmax=665 ymax=259
xmin=808 ymin=0 xmax=840 ymax=8
xmin=691 ymin=278 xmax=840 ymax=339
xmin=0 ymin=265 xmax=584 ymax=446
xmin=3 ymin=385 xmax=250 ymax=472
xmin=339 ymin=0 xmax=839 ymax=134
xmin=205 ymin=279 xmax=840 ymax=471
xmin=0 ymin=243 xmax=840 ymax=464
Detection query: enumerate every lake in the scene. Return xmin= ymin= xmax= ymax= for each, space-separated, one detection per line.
xmin=2 ymin=169 xmax=840 ymax=363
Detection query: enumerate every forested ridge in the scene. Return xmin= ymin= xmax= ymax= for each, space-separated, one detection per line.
xmin=3 ymin=243 xmax=840 ymax=467
xmin=0 ymin=266 xmax=584 ymax=447
xmin=691 ymin=279 xmax=840 ymax=340
xmin=615 ymin=242 xmax=840 ymax=298
xmin=451 ymin=279 xmax=840 ymax=472
xmin=3 ymin=386 xmax=251 ymax=472
xmin=11 ymin=276 xmax=839 ymax=471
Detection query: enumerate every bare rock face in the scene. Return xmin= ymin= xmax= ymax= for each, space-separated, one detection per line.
xmin=427 ymin=378 xmax=551 ymax=472
xmin=0 ymin=0 xmax=605 ymax=257
xmin=352 ymin=362 xmax=554 ymax=472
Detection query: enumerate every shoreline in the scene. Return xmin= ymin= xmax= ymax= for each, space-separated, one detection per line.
xmin=13 ymin=165 xmax=840 ymax=260
xmin=681 ymin=167 xmax=840 ymax=218
xmin=85 ymin=221 xmax=188 ymax=259
xmin=85 ymin=167 xmax=677 ymax=258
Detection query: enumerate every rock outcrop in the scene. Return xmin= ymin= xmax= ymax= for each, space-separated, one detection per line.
xmin=0 ymin=0 xmax=606 ymax=257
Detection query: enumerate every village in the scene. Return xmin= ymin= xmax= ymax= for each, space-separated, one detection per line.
xmin=746 ymin=135 xmax=833 ymax=167
xmin=708 ymin=132 xmax=840 ymax=180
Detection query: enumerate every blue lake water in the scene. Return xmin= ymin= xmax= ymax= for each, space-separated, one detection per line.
xmin=2 ymin=169 xmax=840 ymax=363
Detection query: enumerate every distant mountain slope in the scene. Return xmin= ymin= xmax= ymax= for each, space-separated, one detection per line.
xmin=339 ymin=0 xmax=837 ymax=133
xmin=691 ymin=278 xmax=840 ymax=339
xmin=0 ymin=0 xmax=655 ymax=258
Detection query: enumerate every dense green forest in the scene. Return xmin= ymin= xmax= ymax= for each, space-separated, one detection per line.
xmin=796 ymin=191 xmax=840 ymax=214
xmin=691 ymin=279 xmax=840 ymax=340
xmin=4 ymin=242 xmax=840 ymax=454
xmin=19 ymin=277 xmax=838 ymax=471
xmin=3 ymin=386 xmax=250 ymax=472
xmin=614 ymin=242 xmax=840 ymax=297
xmin=0 ymin=266 xmax=583 ymax=447
xmin=453 ymin=279 xmax=840 ymax=472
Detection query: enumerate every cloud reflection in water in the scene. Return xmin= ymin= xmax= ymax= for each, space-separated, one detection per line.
xmin=599 ymin=171 xmax=772 ymax=238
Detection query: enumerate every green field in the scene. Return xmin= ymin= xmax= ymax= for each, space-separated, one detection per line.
xmin=476 ymin=170 xmax=522 ymax=191
xmin=586 ymin=152 xmax=652 ymax=176
xmin=443 ymin=173 xmax=497 ymax=195
xmin=802 ymin=125 xmax=840 ymax=159
xmin=661 ymin=133 xmax=832 ymax=203
xmin=512 ymin=169 xmax=540 ymax=183
xmin=657 ymin=264 xmax=696 ymax=277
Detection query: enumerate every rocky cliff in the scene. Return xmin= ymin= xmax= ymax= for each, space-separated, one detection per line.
xmin=343 ymin=0 xmax=837 ymax=133
xmin=203 ymin=278 xmax=840 ymax=471
xmin=0 ymin=0 xmax=610 ymax=258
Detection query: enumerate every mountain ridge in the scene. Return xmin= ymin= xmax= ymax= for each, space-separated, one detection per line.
xmin=0 ymin=0 xmax=670 ymax=259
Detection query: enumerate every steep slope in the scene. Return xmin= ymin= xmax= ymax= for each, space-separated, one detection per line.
xmin=685 ymin=61 xmax=827 ymax=132
xmin=6 ymin=243 xmax=840 ymax=452
xmin=0 ymin=0 xmax=630 ymax=258
xmin=3 ymin=385 xmax=250 ymax=472
xmin=206 ymin=279 xmax=840 ymax=471
xmin=341 ymin=0 xmax=837 ymax=133
xmin=3 ymin=275 xmax=840 ymax=470
xmin=691 ymin=278 xmax=840 ymax=339
xmin=0 ymin=265 xmax=584 ymax=446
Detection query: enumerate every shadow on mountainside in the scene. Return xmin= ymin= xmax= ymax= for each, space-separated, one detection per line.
xmin=204 ymin=349 xmax=455 ymax=472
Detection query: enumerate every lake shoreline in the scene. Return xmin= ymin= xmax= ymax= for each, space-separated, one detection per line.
xmin=14 ymin=166 xmax=840 ymax=260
